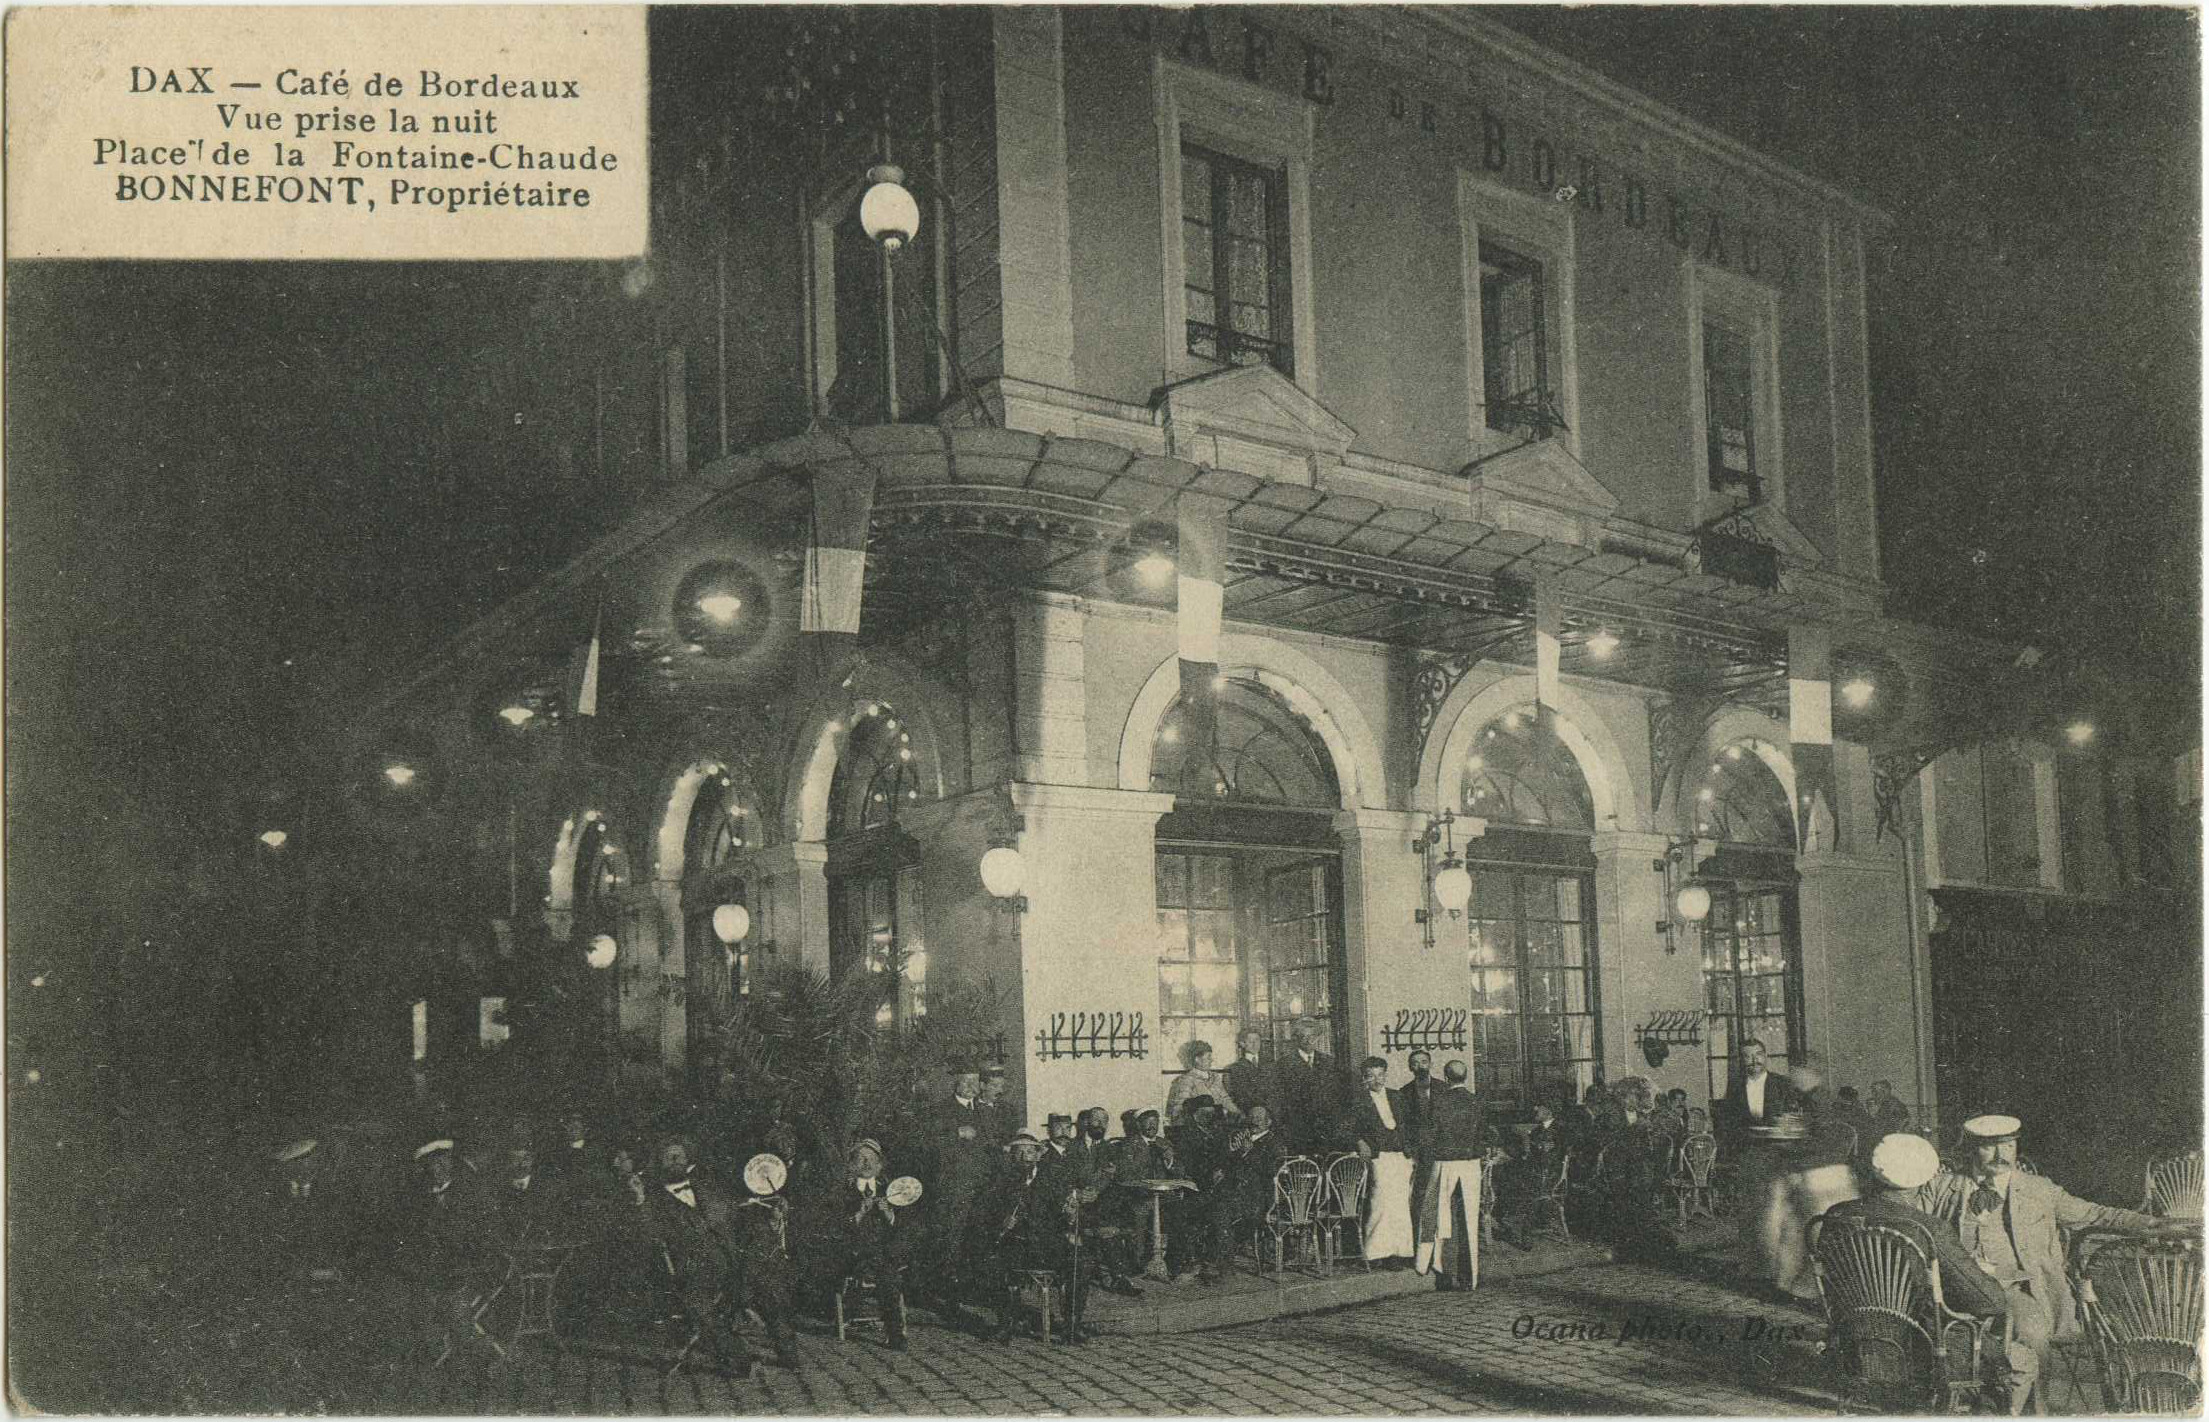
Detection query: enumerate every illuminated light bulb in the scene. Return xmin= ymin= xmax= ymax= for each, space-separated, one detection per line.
xmin=1432 ymin=863 xmax=1474 ymax=914
xmin=601 ymin=843 xmax=618 ymax=856
xmin=382 ymin=764 xmax=417 ymax=788
xmin=583 ymin=810 xmax=600 ymax=822
xmin=25 ymin=1070 xmax=41 ymax=1085
xmin=31 ymin=975 xmax=45 ymax=988
xmin=727 ymin=804 xmax=743 ymax=818
xmin=696 ymin=593 xmax=742 ymax=625
xmin=497 ymin=705 xmax=535 ymax=727
xmin=1586 ymin=631 xmax=1621 ymax=660
xmin=898 ymin=747 xmax=913 ymax=762
xmin=2065 ymin=720 xmax=2096 ymax=747
xmin=1467 ymin=755 xmax=1485 ymax=772
xmin=873 ymin=792 xmax=886 ymax=804
xmin=866 ymin=703 xmax=881 ymax=717
xmin=898 ymin=732 xmax=910 ymax=744
xmin=685 ymin=643 xmax=705 ymax=655
xmin=1134 ymin=552 xmax=1175 ymax=587
xmin=1674 ymin=885 xmax=1713 ymax=922
xmin=1698 ymin=787 xmax=1716 ymax=803
xmin=884 ymin=718 xmax=899 ymax=731
xmin=1839 ymin=677 xmax=1876 ymax=710
xmin=1503 ymin=712 xmax=1523 ymax=732
xmin=1725 ymin=746 xmax=1744 ymax=762
xmin=258 ymin=830 xmax=289 ymax=850
xmin=586 ymin=934 xmax=618 ymax=969
xmin=905 ymin=789 xmax=919 ymax=800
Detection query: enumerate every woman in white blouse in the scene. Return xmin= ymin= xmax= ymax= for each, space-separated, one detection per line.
xmin=1166 ymin=1040 xmax=1236 ymax=1122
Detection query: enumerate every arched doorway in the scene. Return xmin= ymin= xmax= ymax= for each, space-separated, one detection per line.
xmin=826 ymin=701 xmax=928 ymax=1028
xmin=1453 ymin=704 xmax=1602 ymax=1114
xmin=1686 ymin=737 xmax=1805 ymax=1101
xmin=1148 ymin=672 xmax=1350 ymax=1076
xmin=670 ymin=760 xmax=765 ymax=1075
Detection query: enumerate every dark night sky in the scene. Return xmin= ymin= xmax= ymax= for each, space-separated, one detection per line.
xmin=5 ymin=7 xmax=2200 ymax=949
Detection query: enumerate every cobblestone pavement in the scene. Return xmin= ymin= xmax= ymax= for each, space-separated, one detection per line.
xmin=395 ymin=1262 xmax=1839 ymax=1416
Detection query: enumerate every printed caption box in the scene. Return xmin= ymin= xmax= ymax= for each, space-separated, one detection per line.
xmin=7 ymin=6 xmax=648 ymax=260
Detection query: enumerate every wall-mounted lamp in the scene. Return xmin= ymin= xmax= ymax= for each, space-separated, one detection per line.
xmin=980 ymin=844 xmax=1027 ymax=914
xmin=1654 ymin=838 xmax=1715 ymax=954
xmin=712 ymin=903 xmax=751 ymax=945
xmin=860 ymin=164 xmax=922 ymax=252
xmin=1415 ymin=810 xmax=1474 ymax=951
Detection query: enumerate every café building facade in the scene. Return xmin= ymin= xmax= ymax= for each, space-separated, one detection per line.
xmin=334 ymin=7 xmax=2083 ymax=1132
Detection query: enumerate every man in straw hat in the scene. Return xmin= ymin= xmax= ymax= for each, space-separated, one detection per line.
xmin=1910 ymin=1114 xmax=2186 ymax=1411
xmin=1824 ymin=1132 xmax=2025 ymax=1411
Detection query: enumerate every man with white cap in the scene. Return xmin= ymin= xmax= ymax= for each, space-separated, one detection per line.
xmin=1823 ymin=1133 xmax=2024 ymax=1410
xmin=1911 ymin=1114 xmax=2181 ymax=1411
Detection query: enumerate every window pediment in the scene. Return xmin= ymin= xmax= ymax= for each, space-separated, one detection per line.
xmin=1157 ymin=363 xmax=1356 ymax=481
xmin=1461 ymin=437 xmax=1618 ymax=547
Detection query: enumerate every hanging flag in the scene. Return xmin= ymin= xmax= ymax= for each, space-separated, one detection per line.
xmin=1176 ymin=498 xmax=1228 ymax=793
xmin=1533 ymin=578 xmax=1562 ymax=714
xmin=1788 ymin=626 xmax=1839 ymax=851
xmin=802 ymin=465 xmax=878 ymax=639
xmin=571 ymin=596 xmax=603 ymax=718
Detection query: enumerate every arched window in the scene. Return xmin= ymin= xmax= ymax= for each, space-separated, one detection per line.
xmin=830 ymin=705 xmax=921 ymax=836
xmin=826 ymin=702 xmax=925 ymax=1025
xmin=1688 ymin=742 xmax=1797 ymax=848
xmin=1457 ymin=706 xmax=1594 ymax=831
xmin=1149 ymin=675 xmax=1338 ymax=806
xmin=683 ymin=771 xmax=753 ymax=873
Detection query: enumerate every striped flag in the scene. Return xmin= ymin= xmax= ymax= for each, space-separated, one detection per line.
xmin=1533 ymin=578 xmax=1562 ymax=714
xmin=1788 ymin=626 xmax=1838 ymax=850
xmin=571 ymin=597 xmax=602 ymax=718
xmin=802 ymin=465 xmax=878 ymax=639
xmin=1176 ymin=498 xmax=1229 ymax=788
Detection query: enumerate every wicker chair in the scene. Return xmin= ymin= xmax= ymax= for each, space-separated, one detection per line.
xmin=1319 ymin=1153 xmax=1369 ymax=1270
xmin=1263 ymin=1156 xmax=1328 ymax=1275
xmin=2145 ymin=1151 xmax=2205 ymax=1220
xmin=2072 ymin=1227 xmax=2204 ymax=1415
xmin=1670 ymin=1133 xmax=1720 ymax=1228
xmin=1806 ymin=1210 xmax=2009 ymax=1414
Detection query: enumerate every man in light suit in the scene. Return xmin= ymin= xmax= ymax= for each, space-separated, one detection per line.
xmin=1911 ymin=1114 xmax=2181 ymax=1413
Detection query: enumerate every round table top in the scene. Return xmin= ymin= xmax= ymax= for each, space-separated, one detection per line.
xmin=1125 ymin=1178 xmax=1197 ymax=1193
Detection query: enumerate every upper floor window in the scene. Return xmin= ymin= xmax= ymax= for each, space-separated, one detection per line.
xmin=1181 ymin=143 xmax=1294 ymax=378
xmin=1703 ymin=317 xmax=1758 ymax=492
xmin=1458 ymin=171 xmax=1577 ymax=455
xmin=1480 ymin=241 xmax=1549 ymax=434
xmin=811 ymin=180 xmax=942 ymax=425
xmin=1690 ymin=265 xmax=1782 ymax=508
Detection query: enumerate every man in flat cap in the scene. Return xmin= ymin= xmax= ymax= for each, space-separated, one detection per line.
xmin=1826 ymin=1133 xmax=2024 ymax=1410
xmin=1911 ymin=1114 xmax=2182 ymax=1411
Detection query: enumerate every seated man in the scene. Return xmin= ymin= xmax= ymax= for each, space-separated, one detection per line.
xmin=390 ymin=1137 xmax=496 ymax=1361
xmin=1500 ymin=1103 xmax=1566 ymax=1247
xmin=1166 ymin=1096 xmax=1233 ymax=1284
xmin=1910 ymin=1114 xmax=2186 ymax=1415
xmin=834 ymin=1138 xmax=913 ymax=1351
xmin=982 ymin=1132 xmax=1051 ymax=1343
xmin=1229 ymin=1104 xmax=1288 ymax=1244
xmin=643 ymin=1133 xmax=776 ymax=1375
xmin=467 ymin=1124 xmax=572 ymax=1253
xmin=1826 ymin=1134 xmax=2020 ymax=1410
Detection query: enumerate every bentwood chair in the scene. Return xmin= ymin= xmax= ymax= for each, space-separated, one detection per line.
xmin=2145 ymin=1151 xmax=2205 ymax=1220
xmin=2071 ymin=1226 xmax=2204 ymax=1415
xmin=1320 ymin=1154 xmax=1370 ymax=1270
xmin=1478 ymin=1148 xmax=1507 ymax=1247
xmin=1807 ymin=1210 xmax=2009 ymax=1414
xmin=1264 ymin=1156 xmax=1327 ymax=1276
xmin=1670 ymin=1133 xmax=1720 ymax=1229
xmin=1531 ymin=1152 xmax=1573 ymax=1244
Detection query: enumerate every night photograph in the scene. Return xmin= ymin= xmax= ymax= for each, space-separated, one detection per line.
xmin=5 ymin=4 xmax=2201 ymax=1414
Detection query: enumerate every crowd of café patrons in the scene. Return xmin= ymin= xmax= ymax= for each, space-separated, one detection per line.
xmin=271 ymin=1018 xmax=2193 ymax=1390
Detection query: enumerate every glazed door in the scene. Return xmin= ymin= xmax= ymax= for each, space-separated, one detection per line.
xmin=1465 ymin=868 xmax=1601 ymax=1113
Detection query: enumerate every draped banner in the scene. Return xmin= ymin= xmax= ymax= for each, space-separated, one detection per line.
xmin=1533 ymin=577 xmax=1562 ymax=715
